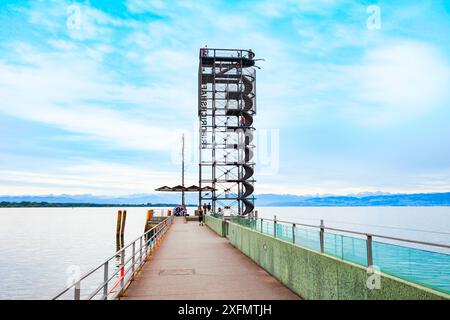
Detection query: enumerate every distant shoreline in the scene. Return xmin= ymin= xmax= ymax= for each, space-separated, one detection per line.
xmin=0 ymin=202 xmax=197 ymax=208
xmin=1 ymin=202 xmax=449 ymax=208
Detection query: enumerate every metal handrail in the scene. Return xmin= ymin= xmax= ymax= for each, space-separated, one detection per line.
xmin=229 ymin=215 xmax=450 ymax=267
xmin=255 ymin=217 xmax=450 ymax=249
xmin=52 ymin=216 xmax=173 ymax=300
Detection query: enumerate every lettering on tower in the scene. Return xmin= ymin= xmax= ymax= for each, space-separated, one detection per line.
xmin=200 ymin=83 xmax=208 ymax=149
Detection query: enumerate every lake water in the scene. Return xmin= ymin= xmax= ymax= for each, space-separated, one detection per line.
xmin=0 ymin=207 xmax=449 ymax=299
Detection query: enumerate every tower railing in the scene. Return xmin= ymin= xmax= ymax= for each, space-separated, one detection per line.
xmin=199 ymin=48 xmax=255 ymax=60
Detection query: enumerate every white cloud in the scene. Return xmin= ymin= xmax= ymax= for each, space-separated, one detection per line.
xmin=282 ymin=41 xmax=450 ymax=127
xmin=144 ymin=49 xmax=193 ymax=73
xmin=340 ymin=42 xmax=450 ymax=126
xmin=126 ymin=0 xmax=168 ymax=14
xmin=258 ymin=166 xmax=450 ymax=195
xmin=256 ymin=0 xmax=349 ymax=18
xmin=25 ymin=1 xmax=141 ymax=41
xmin=0 ymin=160 xmax=195 ymax=195
xmin=0 ymin=44 xmax=184 ymax=152
xmin=214 ymin=15 xmax=250 ymax=32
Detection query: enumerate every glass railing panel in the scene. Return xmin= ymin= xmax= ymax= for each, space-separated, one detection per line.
xmin=373 ymin=241 xmax=450 ymax=294
xmin=323 ymin=232 xmax=344 ymax=259
xmin=341 ymin=235 xmax=368 ymax=266
xmin=261 ymin=220 xmax=274 ymax=236
xmin=319 ymin=232 xmax=368 ymax=266
xmin=276 ymin=223 xmax=293 ymax=242
xmin=294 ymin=227 xmax=321 ymax=251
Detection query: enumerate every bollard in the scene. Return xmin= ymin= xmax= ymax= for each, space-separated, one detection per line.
xmin=120 ymin=210 xmax=127 ymax=237
xmin=116 ymin=234 xmax=121 ymax=254
xmin=116 ymin=210 xmax=122 ymax=237
xmin=116 ymin=210 xmax=123 ymax=254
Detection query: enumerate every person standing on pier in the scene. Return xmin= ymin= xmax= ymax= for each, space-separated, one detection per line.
xmin=207 ymin=203 xmax=211 ymax=212
xmin=199 ymin=209 xmax=204 ymax=226
xmin=203 ymin=203 xmax=207 ymax=213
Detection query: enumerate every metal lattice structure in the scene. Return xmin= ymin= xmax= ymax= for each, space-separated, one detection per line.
xmin=198 ymin=48 xmax=257 ymax=216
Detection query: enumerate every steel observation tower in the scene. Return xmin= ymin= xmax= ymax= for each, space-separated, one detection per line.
xmin=198 ymin=48 xmax=257 ymax=216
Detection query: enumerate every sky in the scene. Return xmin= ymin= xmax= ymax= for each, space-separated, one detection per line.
xmin=0 ymin=0 xmax=450 ymax=196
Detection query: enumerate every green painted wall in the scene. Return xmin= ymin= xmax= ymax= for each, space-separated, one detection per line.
xmin=205 ymin=215 xmax=226 ymax=237
xmin=227 ymin=222 xmax=449 ymax=300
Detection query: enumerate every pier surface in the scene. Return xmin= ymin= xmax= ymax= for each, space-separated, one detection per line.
xmin=122 ymin=217 xmax=300 ymax=300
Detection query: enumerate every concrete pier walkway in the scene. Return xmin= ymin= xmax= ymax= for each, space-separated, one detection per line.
xmin=122 ymin=217 xmax=300 ymax=300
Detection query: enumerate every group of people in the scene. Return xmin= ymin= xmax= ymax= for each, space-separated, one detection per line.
xmin=173 ymin=205 xmax=187 ymax=217
xmin=202 ymin=203 xmax=212 ymax=213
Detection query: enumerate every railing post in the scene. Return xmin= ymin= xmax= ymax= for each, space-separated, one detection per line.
xmin=74 ymin=281 xmax=81 ymax=300
xmin=103 ymin=261 xmax=108 ymax=300
xmin=139 ymin=236 xmax=143 ymax=266
xmin=292 ymin=223 xmax=296 ymax=244
xmin=132 ymin=242 xmax=136 ymax=279
xmin=120 ymin=250 xmax=125 ymax=290
xmin=320 ymin=220 xmax=325 ymax=253
xmin=367 ymin=235 xmax=373 ymax=267
xmin=150 ymin=233 xmax=154 ymax=253
xmin=260 ymin=218 xmax=263 ymax=233
xmin=274 ymin=215 xmax=277 ymax=238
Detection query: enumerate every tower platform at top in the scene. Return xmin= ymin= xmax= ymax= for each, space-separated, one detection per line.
xmin=199 ymin=48 xmax=256 ymax=67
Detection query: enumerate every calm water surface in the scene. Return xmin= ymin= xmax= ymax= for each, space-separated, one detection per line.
xmin=0 ymin=207 xmax=449 ymax=299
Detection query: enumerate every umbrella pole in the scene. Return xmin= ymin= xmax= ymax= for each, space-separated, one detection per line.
xmin=182 ymin=134 xmax=185 ymax=207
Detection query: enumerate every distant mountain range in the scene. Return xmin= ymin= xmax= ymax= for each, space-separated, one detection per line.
xmin=1 ymin=192 xmax=450 ymax=207
xmin=257 ymin=192 xmax=450 ymax=207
